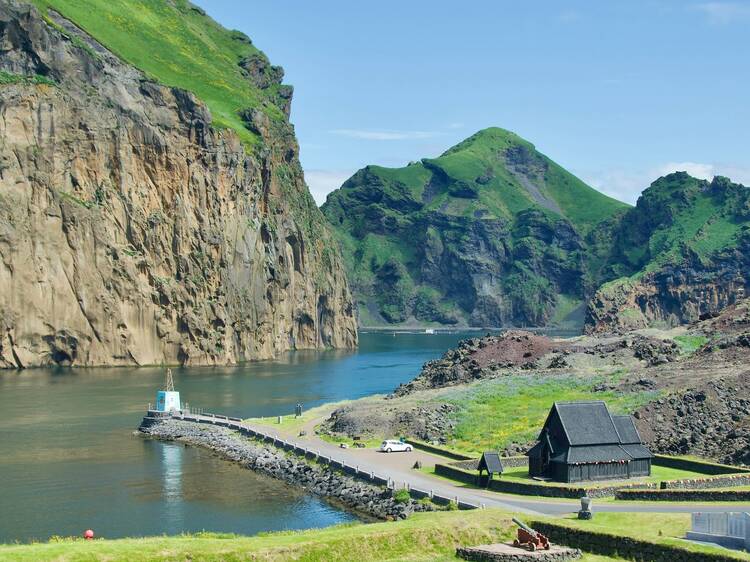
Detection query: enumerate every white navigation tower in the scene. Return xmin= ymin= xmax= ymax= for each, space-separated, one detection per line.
xmin=155 ymin=368 xmax=181 ymax=412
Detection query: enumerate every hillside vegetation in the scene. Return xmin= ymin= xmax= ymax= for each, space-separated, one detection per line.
xmin=324 ymin=127 xmax=750 ymax=332
xmin=323 ymin=128 xmax=628 ymax=327
xmin=586 ymin=173 xmax=750 ymax=332
xmin=30 ymin=0 xmax=289 ymax=147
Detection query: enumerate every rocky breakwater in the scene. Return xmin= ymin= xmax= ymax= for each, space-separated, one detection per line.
xmin=0 ymin=1 xmax=356 ymax=368
xmin=139 ymin=418 xmax=431 ymax=520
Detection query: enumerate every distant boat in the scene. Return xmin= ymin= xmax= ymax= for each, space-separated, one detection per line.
xmin=424 ymin=328 xmax=435 ymax=334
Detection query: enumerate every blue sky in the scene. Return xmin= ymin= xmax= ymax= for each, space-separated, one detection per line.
xmin=196 ymin=1 xmax=749 ymax=205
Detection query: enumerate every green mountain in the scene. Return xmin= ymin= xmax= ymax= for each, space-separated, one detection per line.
xmin=586 ymin=173 xmax=750 ymax=332
xmin=322 ymin=128 xmax=628 ymax=327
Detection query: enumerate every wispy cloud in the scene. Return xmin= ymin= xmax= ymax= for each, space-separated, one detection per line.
xmin=329 ymin=129 xmax=442 ymax=141
xmin=583 ymin=162 xmax=750 ymax=205
xmin=694 ymin=2 xmax=750 ymax=24
xmin=655 ymin=161 xmax=716 ymax=181
xmin=559 ymin=10 xmax=583 ymax=23
xmin=304 ymin=169 xmax=355 ymax=205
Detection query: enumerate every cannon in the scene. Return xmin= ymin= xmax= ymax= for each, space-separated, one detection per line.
xmin=512 ymin=518 xmax=550 ymax=551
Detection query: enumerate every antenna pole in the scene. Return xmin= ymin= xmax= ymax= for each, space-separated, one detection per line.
xmin=165 ymin=368 xmax=174 ymax=392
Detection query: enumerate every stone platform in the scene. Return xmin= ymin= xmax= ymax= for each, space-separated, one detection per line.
xmin=456 ymin=543 xmax=582 ymax=562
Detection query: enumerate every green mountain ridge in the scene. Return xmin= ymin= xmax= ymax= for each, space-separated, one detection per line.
xmin=324 ymin=127 xmax=750 ymax=331
xmin=322 ymin=127 xmax=629 ymax=327
xmin=586 ymin=172 xmax=750 ymax=332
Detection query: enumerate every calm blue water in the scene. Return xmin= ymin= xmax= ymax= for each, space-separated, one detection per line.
xmin=0 ymin=331 xmax=475 ymax=543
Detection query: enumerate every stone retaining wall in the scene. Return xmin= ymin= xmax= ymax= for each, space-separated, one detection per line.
xmin=435 ymin=455 xmax=750 ymax=500
xmin=653 ymin=455 xmax=750 ymax=475
xmin=450 ymin=456 xmax=528 ymax=471
xmin=661 ymin=474 xmax=750 ymax=490
xmin=616 ymin=488 xmax=750 ymax=501
xmin=530 ymin=521 xmax=742 ymax=562
xmin=435 ymin=463 xmax=658 ymax=499
xmin=405 ymin=439 xmax=473 ymax=461
xmin=456 ymin=544 xmax=582 ymax=561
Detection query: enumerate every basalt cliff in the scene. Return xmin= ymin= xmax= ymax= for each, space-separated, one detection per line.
xmin=0 ymin=1 xmax=356 ymax=368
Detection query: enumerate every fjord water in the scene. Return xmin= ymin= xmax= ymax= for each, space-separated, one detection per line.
xmin=0 ymin=332 xmax=474 ymax=543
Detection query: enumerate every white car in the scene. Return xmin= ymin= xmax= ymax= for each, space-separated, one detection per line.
xmin=379 ymin=440 xmax=413 ymax=453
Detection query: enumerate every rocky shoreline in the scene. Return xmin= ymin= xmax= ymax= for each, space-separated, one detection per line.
xmin=139 ymin=419 xmax=432 ymax=521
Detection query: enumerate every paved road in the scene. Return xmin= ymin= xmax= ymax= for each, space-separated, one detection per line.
xmin=186 ymin=413 xmax=750 ymax=517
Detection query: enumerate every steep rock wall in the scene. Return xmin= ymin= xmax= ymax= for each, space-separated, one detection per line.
xmin=0 ymin=1 xmax=356 ymax=367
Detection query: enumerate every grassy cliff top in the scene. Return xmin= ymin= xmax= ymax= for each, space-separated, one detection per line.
xmin=30 ymin=0 xmax=286 ymax=146
xmin=609 ymin=172 xmax=750 ymax=276
xmin=330 ymin=127 xmax=629 ymax=235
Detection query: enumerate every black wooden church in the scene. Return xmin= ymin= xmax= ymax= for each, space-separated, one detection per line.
xmin=527 ymin=401 xmax=653 ymax=483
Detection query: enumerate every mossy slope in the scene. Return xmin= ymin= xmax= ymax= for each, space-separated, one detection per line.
xmin=586 ymin=173 xmax=750 ymax=331
xmin=30 ymin=0 xmax=288 ymax=147
xmin=322 ymin=128 xmax=628 ymax=327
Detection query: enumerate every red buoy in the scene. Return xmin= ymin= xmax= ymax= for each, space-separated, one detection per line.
xmin=84 ymin=529 xmax=94 ymax=540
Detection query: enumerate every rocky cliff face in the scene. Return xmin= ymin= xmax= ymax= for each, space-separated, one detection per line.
xmin=0 ymin=1 xmax=356 ymax=367
xmin=585 ymin=174 xmax=750 ymax=333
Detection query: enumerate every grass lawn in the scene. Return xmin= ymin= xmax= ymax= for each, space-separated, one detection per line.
xmin=550 ymin=512 xmax=750 ymax=561
xmin=500 ymin=464 xmax=717 ymax=488
xmin=244 ymin=401 xmax=351 ymax=435
xmin=0 ymin=509 xmax=635 ymax=562
xmin=2 ymin=510 xmax=738 ymax=561
xmin=441 ymin=374 xmax=659 ymax=455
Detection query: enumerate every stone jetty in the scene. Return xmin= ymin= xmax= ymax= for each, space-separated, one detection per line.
xmin=139 ymin=417 xmax=432 ymax=520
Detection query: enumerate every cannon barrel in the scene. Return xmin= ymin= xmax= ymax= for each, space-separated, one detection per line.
xmin=512 ymin=518 xmax=537 ymax=536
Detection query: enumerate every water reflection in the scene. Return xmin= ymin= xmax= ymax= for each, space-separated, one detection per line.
xmin=0 ymin=331 xmax=512 ymax=542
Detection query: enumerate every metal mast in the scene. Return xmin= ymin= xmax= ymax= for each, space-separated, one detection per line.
xmin=164 ymin=367 xmax=174 ymax=392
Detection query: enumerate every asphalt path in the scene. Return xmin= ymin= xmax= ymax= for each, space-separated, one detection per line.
xmin=190 ymin=413 xmax=750 ymax=517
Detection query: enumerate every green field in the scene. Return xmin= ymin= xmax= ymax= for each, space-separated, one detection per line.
xmin=440 ymin=374 xmax=658 ymax=455
xmin=673 ymin=334 xmax=710 ymax=355
xmin=551 ymin=512 xmax=750 ymax=560
xmin=500 ymin=464 xmax=712 ymax=488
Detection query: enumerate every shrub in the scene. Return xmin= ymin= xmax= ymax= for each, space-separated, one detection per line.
xmin=392 ymin=489 xmax=410 ymax=504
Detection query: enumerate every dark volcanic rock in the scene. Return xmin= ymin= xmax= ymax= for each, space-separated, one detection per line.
xmin=634 ymin=372 xmax=750 ymax=465
xmin=393 ymin=331 xmax=560 ymax=396
xmin=322 ymin=402 xmax=458 ymax=444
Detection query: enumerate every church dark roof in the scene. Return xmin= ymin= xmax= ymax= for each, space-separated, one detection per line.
xmin=547 ymin=401 xmax=621 ymax=445
xmin=613 ymin=415 xmax=642 ymax=444
xmin=530 ymin=401 xmax=652 ymax=464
